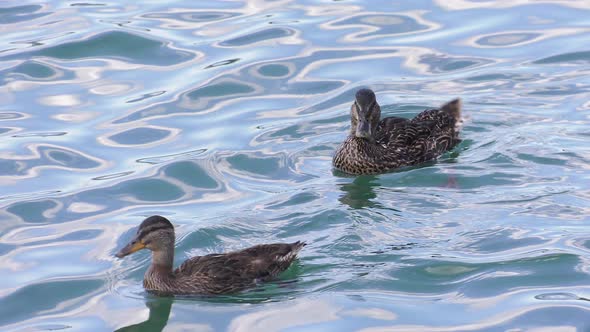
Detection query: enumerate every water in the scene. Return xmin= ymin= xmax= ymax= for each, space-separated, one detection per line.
xmin=1 ymin=0 xmax=589 ymax=330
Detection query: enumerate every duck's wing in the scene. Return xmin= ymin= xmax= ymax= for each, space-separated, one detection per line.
xmin=413 ymin=99 xmax=462 ymax=144
xmin=238 ymin=241 xmax=305 ymax=277
xmin=386 ymin=121 xmax=439 ymax=159
xmin=375 ymin=116 xmax=409 ymax=144
xmin=174 ymin=242 xmax=305 ymax=294
xmin=381 ymin=100 xmax=462 ymax=162
xmin=379 ymin=116 xmax=409 ymax=130
xmin=411 ymin=99 xmax=461 ymax=129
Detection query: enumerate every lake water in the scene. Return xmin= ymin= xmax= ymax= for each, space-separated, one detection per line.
xmin=1 ymin=0 xmax=589 ymax=331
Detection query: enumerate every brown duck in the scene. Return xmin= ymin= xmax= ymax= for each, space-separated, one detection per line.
xmin=333 ymin=88 xmax=462 ymax=175
xmin=116 ymin=215 xmax=305 ymax=295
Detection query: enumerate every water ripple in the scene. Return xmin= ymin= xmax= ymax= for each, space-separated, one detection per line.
xmin=1 ymin=0 xmax=590 ymax=331
xmin=9 ymin=31 xmax=196 ymax=66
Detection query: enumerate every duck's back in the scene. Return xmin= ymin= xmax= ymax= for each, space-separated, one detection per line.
xmin=173 ymin=242 xmax=305 ymax=294
xmin=377 ymin=99 xmax=461 ymax=165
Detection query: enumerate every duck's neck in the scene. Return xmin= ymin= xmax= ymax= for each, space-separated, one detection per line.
xmin=152 ymin=249 xmax=174 ymax=270
xmin=144 ymin=249 xmax=175 ymax=291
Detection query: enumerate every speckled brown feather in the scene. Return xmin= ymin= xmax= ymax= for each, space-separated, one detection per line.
xmin=117 ymin=216 xmax=305 ymax=296
xmin=333 ymin=95 xmax=462 ymax=175
xmin=169 ymin=242 xmax=306 ymax=294
xmin=140 ymin=241 xmax=305 ymax=295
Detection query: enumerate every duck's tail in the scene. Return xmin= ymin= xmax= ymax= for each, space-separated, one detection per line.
xmin=274 ymin=241 xmax=306 ymax=264
xmin=441 ymin=98 xmax=462 ymax=132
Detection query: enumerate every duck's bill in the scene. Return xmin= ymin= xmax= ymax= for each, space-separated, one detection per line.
xmin=115 ymin=240 xmax=145 ymax=258
xmin=355 ymin=120 xmax=372 ymax=139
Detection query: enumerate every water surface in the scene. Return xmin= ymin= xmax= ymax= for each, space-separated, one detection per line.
xmin=1 ymin=0 xmax=590 ymax=331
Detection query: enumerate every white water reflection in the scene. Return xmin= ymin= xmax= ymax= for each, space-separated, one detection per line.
xmin=434 ymin=0 xmax=590 ymax=10
xmin=1 ymin=0 xmax=590 ymax=331
xmin=228 ymin=300 xmax=339 ymax=332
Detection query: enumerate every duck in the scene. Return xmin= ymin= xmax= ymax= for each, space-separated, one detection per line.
xmin=115 ymin=215 xmax=305 ymax=295
xmin=333 ymin=88 xmax=462 ymax=175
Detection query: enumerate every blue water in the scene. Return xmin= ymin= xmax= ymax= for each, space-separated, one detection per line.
xmin=1 ymin=0 xmax=590 ymax=331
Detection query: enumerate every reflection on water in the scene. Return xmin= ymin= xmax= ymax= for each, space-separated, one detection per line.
xmin=115 ymin=297 xmax=172 ymax=332
xmin=1 ymin=0 xmax=590 ymax=331
xmin=338 ymin=176 xmax=379 ymax=209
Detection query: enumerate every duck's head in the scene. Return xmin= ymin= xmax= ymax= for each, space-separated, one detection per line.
xmin=116 ymin=215 xmax=175 ymax=258
xmin=350 ymin=88 xmax=381 ymax=142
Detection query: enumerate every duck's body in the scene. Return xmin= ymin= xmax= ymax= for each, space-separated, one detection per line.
xmin=116 ymin=216 xmax=305 ymax=295
xmin=333 ymin=89 xmax=462 ymax=175
xmin=144 ymin=242 xmax=305 ymax=295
